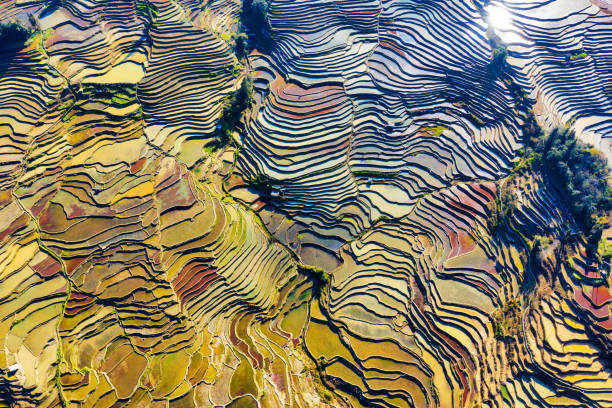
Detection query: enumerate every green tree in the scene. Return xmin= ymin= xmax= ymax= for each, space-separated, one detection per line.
xmin=532 ymin=127 xmax=612 ymax=255
xmin=217 ymin=76 xmax=254 ymax=145
xmin=241 ymin=0 xmax=272 ymax=51
xmin=233 ymin=32 xmax=248 ymax=60
xmin=0 ymin=22 xmax=31 ymax=49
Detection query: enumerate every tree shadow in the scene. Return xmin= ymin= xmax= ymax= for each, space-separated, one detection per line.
xmin=0 ymin=22 xmax=33 ymax=80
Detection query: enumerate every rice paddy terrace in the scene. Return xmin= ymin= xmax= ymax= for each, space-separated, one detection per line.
xmin=0 ymin=0 xmax=611 ymax=407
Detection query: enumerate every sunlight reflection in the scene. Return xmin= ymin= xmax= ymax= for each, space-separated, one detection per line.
xmin=485 ymin=2 xmax=523 ymax=44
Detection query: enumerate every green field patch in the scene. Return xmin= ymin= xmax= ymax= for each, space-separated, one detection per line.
xmin=421 ymin=125 xmax=448 ymax=137
xmin=280 ymin=303 xmax=308 ymax=339
xmin=230 ymin=353 xmax=258 ymax=398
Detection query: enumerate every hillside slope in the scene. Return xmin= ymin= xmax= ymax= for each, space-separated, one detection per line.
xmin=0 ymin=0 xmax=610 ymax=407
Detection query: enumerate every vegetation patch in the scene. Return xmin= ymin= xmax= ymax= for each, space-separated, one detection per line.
xmin=487 ymin=180 xmax=518 ymax=236
xmin=492 ymin=298 xmax=521 ymax=340
xmin=487 ymin=38 xmax=508 ymax=78
xmin=0 ymin=22 xmax=32 ymax=49
xmin=216 ymin=76 xmax=253 ymax=147
xmin=495 ymin=105 xmax=611 ymax=260
xmin=500 ymin=384 xmax=511 ymax=403
xmin=298 ymin=264 xmax=330 ymax=298
xmin=570 ymin=51 xmax=588 ymax=60
xmin=354 ymin=170 xmax=399 ymax=179
xmin=598 ymin=238 xmax=612 ymax=264
xmin=240 ymin=0 xmax=273 ymax=51
xmin=232 ymin=32 xmax=248 ymax=60
xmin=81 ymin=83 xmax=138 ymax=103
xmin=248 ymin=174 xmax=273 ymax=195
xmin=0 ymin=21 xmax=34 ymax=77
xmin=421 ymin=125 xmax=448 ymax=137
xmin=135 ymin=0 xmax=157 ymax=46
xmin=521 ymin=116 xmax=611 ymax=256
xmin=468 ymin=113 xmax=486 ymax=127
xmin=135 ymin=0 xmax=158 ymax=19
xmin=59 ymin=84 xmax=142 ymax=124
xmin=486 ymin=40 xmax=611 ymax=261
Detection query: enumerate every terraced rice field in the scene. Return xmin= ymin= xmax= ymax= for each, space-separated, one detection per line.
xmin=0 ymin=0 xmax=611 ymax=407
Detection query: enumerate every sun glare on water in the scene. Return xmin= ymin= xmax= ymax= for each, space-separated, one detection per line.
xmin=485 ymin=2 xmax=523 ymax=44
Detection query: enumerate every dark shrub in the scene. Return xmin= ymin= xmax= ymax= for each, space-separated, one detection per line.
xmin=248 ymin=174 xmax=273 ymax=195
xmin=217 ymin=76 xmax=254 ymax=145
xmin=233 ymin=32 xmax=248 ymax=60
xmin=527 ymin=126 xmax=612 ymax=255
xmin=0 ymin=22 xmax=31 ymax=49
xmin=298 ymin=264 xmax=330 ymax=298
xmin=241 ymin=0 xmax=273 ymax=51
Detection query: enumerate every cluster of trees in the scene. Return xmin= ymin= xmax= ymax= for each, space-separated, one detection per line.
xmin=522 ymin=113 xmax=611 ymax=256
xmin=214 ymin=0 xmax=271 ymax=144
xmin=487 ymin=181 xmax=518 ymax=236
xmin=0 ymin=22 xmax=32 ymax=49
xmin=217 ymin=0 xmax=273 ymax=146
xmin=229 ymin=0 xmax=271 ymax=59
xmin=483 ymin=33 xmax=610 ymax=259
xmin=248 ymin=174 xmax=273 ymax=195
xmin=483 ymin=26 xmax=510 ymax=80
xmin=239 ymin=0 xmax=272 ymax=52
xmin=493 ymin=298 xmax=521 ymax=340
xmin=135 ymin=0 xmax=158 ymax=19
xmin=488 ymin=108 xmax=611 ymax=260
xmin=216 ymin=76 xmax=253 ymax=146
xmin=0 ymin=21 xmax=34 ymax=78
xmin=135 ymin=1 xmax=158 ymax=26
xmin=134 ymin=0 xmax=158 ymax=48
xmin=298 ymin=264 xmax=330 ymax=298
xmin=232 ymin=32 xmax=248 ymax=60
xmin=487 ymin=38 xmax=508 ymax=79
